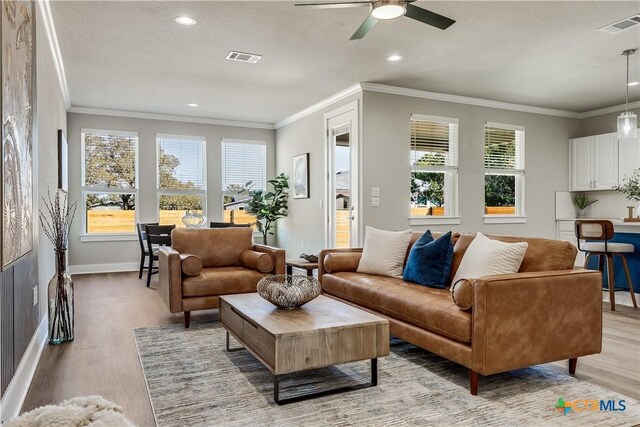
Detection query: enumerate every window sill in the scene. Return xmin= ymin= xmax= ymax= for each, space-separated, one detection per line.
xmin=483 ymin=215 xmax=527 ymax=224
xmin=80 ymin=234 xmax=138 ymax=242
xmin=409 ymin=216 xmax=461 ymax=226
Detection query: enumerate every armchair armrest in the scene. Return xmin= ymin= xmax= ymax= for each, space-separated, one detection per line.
xmin=158 ymin=246 xmax=183 ymax=313
xmin=253 ymin=244 xmax=285 ymax=275
xmin=318 ymin=248 xmax=363 ymax=282
xmin=471 ymin=269 xmax=602 ymax=375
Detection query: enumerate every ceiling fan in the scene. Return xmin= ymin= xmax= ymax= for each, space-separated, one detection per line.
xmin=294 ymin=0 xmax=455 ymax=40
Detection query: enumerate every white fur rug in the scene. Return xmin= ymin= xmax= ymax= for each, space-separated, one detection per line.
xmin=4 ymin=396 xmax=134 ymax=427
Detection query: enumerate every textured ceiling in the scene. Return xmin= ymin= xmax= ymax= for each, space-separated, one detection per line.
xmin=51 ymin=1 xmax=640 ymax=124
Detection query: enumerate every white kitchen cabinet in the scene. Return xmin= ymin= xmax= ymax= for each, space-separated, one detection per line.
xmin=570 ymin=133 xmax=619 ymax=191
xmin=556 ymin=220 xmax=584 ymax=267
xmin=619 ymin=132 xmax=640 ymax=183
xmin=593 ymin=133 xmax=618 ymax=190
xmin=571 ymin=137 xmax=593 ymax=191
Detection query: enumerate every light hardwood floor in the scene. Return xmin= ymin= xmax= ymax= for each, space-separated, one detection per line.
xmin=22 ymin=272 xmax=640 ymax=426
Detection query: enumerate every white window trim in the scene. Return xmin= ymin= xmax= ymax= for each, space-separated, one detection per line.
xmin=155 ymin=134 xmax=208 ymax=223
xmin=80 ymin=129 xmax=139 ymax=239
xmin=410 ymin=114 xmax=459 ymax=219
xmin=484 ymin=122 xmax=525 ymax=218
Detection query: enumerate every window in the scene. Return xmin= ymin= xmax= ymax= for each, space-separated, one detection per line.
xmin=410 ymin=114 xmax=458 ymax=221
xmin=484 ymin=122 xmax=525 ymax=220
xmin=221 ymin=140 xmax=266 ymax=226
xmin=157 ymin=134 xmax=206 ymax=227
xmin=82 ymin=129 xmax=138 ymax=234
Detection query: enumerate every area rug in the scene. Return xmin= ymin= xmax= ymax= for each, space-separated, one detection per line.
xmin=134 ymin=323 xmax=639 ymax=427
xmin=4 ymin=395 xmax=134 ymax=426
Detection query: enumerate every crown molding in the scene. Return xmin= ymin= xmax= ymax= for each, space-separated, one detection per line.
xmin=578 ymin=101 xmax=640 ymax=119
xmin=274 ymin=83 xmax=363 ymax=129
xmin=37 ymin=0 xmax=71 ymax=109
xmin=68 ymin=106 xmax=275 ymax=130
xmin=360 ymin=82 xmax=582 ymax=119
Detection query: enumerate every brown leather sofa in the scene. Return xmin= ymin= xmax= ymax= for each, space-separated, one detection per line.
xmin=158 ymin=227 xmax=285 ymax=327
xmin=319 ymin=232 xmax=602 ymax=395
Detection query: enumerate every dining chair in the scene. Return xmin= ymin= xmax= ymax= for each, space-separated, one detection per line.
xmin=136 ymin=222 xmax=158 ymax=280
xmin=210 ymin=222 xmax=251 ymax=228
xmin=145 ymin=224 xmax=175 ymax=287
xmin=575 ymin=220 xmax=638 ymax=311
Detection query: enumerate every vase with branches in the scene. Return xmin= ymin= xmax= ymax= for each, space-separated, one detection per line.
xmin=242 ymin=174 xmax=289 ymax=245
xmin=40 ymin=190 xmax=77 ymax=344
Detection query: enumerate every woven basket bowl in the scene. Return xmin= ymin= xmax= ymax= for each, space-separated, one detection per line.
xmin=257 ymin=274 xmax=321 ymax=309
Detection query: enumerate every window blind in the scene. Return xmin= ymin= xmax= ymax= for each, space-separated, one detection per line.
xmin=484 ymin=125 xmax=525 ymax=171
xmin=410 ymin=116 xmax=458 ymax=167
xmin=83 ymin=131 xmax=137 ymax=189
xmin=157 ymin=135 xmax=205 ymax=189
xmin=222 ymin=140 xmax=266 ymax=191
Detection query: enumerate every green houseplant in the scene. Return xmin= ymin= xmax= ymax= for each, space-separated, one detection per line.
xmin=618 ymin=168 xmax=640 ymax=217
xmin=572 ymin=193 xmax=598 ymax=218
xmin=244 ymin=173 xmax=289 ymax=245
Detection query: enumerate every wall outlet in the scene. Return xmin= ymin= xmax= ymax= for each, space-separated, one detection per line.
xmin=319 ymin=199 xmax=323 ymax=208
xmin=371 ymin=187 xmax=380 ymax=197
xmin=33 ymin=285 xmax=38 ymax=307
xmin=301 ymin=241 xmax=305 ymax=249
xmin=371 ymin=197 xmax=380 ymax=207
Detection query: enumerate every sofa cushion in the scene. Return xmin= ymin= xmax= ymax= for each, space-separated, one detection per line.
xmin=403 ymin=230 xmax=453 ymax=289
xmin=357 ymin=226 xmax=413 ymax=278
xmin=322 ymin=272 xmax=471 ymax=343
xmin=182 ymin=267 xmax=267 ymax=297
xmin=240 ymin=250 xmax=274 ymax=273
xmin=172 ymin=228 xmax=254 ymax=268
xmin=179 ymin=253 xmax=203 ymax=276
xmin=452 ymin=233 xmax=528 ymax=284
xmin=323 ymin=252 xmax=362 ymax=273
xmin=451 ymin=278 xmax=473 ymax=311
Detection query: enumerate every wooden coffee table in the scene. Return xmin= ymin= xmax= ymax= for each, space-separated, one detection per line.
xmin=219 ymin=293 xmax=389 ymax=405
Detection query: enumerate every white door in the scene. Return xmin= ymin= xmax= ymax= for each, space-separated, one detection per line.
xmin=619 ymin=131 xmax=640 ymax=183
xmin=571 ymin=137 xmax=593 ymax=191
xmin=594 ymin=133 xmax=618 ymax=190
xmin=325 ymin=102 xmax=359 ymax=248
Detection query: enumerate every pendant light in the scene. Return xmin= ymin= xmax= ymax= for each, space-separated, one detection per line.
xmin=617 ymin=49 xmax=638 ymax=140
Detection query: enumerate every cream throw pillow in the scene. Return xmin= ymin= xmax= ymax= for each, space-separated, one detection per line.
xmin=357 ymin=226 xmax=413 ymax=278
xmin=452 ymin=232 xmax=528 ymax=283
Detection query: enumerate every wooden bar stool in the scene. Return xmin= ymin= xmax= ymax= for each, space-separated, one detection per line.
xmin=575 ymin=220 xmax=638 ymax=311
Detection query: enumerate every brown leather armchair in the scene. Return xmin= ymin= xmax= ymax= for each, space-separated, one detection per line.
xmin=158 ymin=227 xmax=285 ymax=327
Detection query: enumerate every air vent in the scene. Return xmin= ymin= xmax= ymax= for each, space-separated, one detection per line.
xmin=225 ymin=51 xmax=262 ymax=64
xmin=599 ymin=14 xmax=640 ymax=34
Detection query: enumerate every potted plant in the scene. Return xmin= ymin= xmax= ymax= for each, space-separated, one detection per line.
xmin=618 ymin=168 xmax=640 ymax=218
xmin=244 ymin=173 xmax=289 ymax=245
xmin=572 ymin=192 xmax=598 ymax=218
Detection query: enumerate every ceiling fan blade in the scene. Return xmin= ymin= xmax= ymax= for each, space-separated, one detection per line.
xmin=404 ymin=3 xmax=455 ymax=30
xmin=295 ymin=1 xmax=371 ymax=9
xmin=350 ymin=15 xmax=378 ymax=40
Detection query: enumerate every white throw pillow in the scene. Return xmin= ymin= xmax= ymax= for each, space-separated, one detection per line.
xmin=452 ymin=232 xmax=528 ymax=283
xmin=357 ymin=226 xmax=413 ymax=278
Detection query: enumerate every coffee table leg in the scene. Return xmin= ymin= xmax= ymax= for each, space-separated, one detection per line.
xmin=225 ymin=331 xmax=244 ymax=352
xmin=273 ymin=358 xmax=378 ymax=405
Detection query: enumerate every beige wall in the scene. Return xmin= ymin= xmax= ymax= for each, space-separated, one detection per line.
xmin=275 ymin=94 xmax=362 ymax=256
xmin=36 ymin=8 xmax=68 ymax=320
xmin=67 ymin=113 xmax=275 ymax=270
xmin=275 ymin=90 xmax=582 ymax=255
xmin=579 ymin=107 xmax=640 ymax=136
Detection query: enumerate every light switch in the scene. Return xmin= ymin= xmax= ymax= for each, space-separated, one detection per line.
xmin=371 ymin=187 xmax=380 ymax=197
xmin=371 ymin=197 xmax=380 ymax=207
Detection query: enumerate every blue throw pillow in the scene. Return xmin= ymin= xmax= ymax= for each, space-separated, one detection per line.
xmin=402 ymin=230 xmax=454 ymax=289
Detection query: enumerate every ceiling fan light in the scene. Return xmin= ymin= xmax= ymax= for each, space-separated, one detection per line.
xmin=371 ymin=2 xmax=406 ymax=20
xmin=617 ymin=112 xmax=638 ymax=139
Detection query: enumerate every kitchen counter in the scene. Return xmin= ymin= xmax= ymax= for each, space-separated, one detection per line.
xmin=556 ymin=218 xmax=640 ymax=233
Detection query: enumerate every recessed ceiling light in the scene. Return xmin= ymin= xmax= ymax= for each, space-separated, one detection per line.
xmin=386 ymin=54 xmax=403 ymax=62
xmin=187 ymin=103 xmax=198 ymax=107
xmin=629 ymin=81 xmax=639 ymax=86
xmin=175 ymin=16 xmax=196 ymax=26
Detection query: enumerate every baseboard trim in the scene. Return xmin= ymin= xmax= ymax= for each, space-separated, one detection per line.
xmin=602 ymin=291 xmax=640 ymax=308
xmin=69 ymin=262 xmax=139 ymax=275
xmin=0 ymin=315 xmax=48 ymax=421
